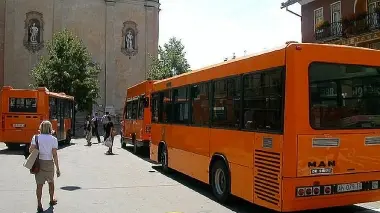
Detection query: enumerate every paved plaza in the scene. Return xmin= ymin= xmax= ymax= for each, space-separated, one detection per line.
xmin=1 ymin=136 xmax=380 ymax=213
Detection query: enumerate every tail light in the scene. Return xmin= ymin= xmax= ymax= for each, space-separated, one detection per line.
xmin=2 ymin=115 xmax=5 ymax=129
xmin=324 ymin=186 xmax=331 ymax=195
xmin=296 ymin=185 xmax=330 ymax=197
xmin=145 ymin=125 xmax=151 ymax=133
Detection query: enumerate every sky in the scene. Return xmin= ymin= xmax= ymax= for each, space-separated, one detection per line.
xmin=158 ymin=0 xmax=302 ymax=70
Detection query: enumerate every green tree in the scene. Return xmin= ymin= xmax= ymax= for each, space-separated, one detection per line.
xmin=30 ymin=29 xmax=100 ymax=111
xmin=148 ymin=37 xmax=191 ymax=80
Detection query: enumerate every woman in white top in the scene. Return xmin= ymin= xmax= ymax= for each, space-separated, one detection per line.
xmin=29 ymin=121 xmax=61 ymax=212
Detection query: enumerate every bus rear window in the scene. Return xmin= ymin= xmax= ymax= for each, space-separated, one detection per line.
xmin=309 ymin=62 xmax=380 ymax=129
xmin=9 ymin=98 xmax=37 ymax=113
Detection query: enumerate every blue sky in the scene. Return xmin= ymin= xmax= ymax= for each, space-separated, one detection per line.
xmin=158 ymin=0 xmax=301 ymax=70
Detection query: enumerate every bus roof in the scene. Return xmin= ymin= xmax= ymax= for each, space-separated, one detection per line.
xmin=152 ymin=43 xmax=379 ymax=88
xmin=127 ymin=80 xmax=155 ymax=90
xmin=1 ymin=86 xmax=74 ymax=100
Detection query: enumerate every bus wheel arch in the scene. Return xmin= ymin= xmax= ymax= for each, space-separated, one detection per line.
xmin=209 ymin=153 xmax=231 ymax=203
xmin=158 ymin=141 xmax=169 ymax=172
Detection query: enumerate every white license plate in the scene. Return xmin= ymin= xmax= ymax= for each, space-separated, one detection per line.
xmin=13 ymin=123 xmax=25 ymax=128
xmin=337 ymin=182 xmax=362 ymax=193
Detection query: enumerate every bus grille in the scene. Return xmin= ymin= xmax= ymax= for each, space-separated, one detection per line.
xmin=254 ymin=149 xmax=281 ymax=208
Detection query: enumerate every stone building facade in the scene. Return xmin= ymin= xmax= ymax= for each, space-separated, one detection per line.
xmin=0 ymin=0 xmax=160 ymax=116
xmin=282 ymin=0 xmax=380 ymax=49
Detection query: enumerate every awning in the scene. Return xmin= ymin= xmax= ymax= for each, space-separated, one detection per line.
xmin=281 ymin=0 xmax=302 ymax=9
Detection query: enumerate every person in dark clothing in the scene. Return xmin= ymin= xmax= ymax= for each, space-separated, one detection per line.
xmin=85 ymin=115 xmax=92 ymax=146
xmin=101 ymin=112 xmax=110 ymax=138
xmin=91 ymin=113 xmax=101 ymax=144
xmin=104 ymin=116 xmax=114 ymax=155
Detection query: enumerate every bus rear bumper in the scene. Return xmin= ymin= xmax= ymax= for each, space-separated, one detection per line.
xmin=282 ymin=172 xmax=380 ymax=212
xmin=2 ymin=129 xmax=36 ymax=144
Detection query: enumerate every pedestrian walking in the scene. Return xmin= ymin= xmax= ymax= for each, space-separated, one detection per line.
xmin=91 ymin=113 xmax=101 ymax=144
xmin=101 ymin=112 xmax=110 ymax=138
xmin=85 ymin=115 xmax=92 ymax=146
xmin=104 ymin=116 xmax=115 ymax=155
xmin=29 ymin=121 xmax=61 ymax=213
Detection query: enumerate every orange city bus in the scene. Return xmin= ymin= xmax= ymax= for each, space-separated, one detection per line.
xmin=121 ymin=80 xmax=154 ymax=153
xmin=0 ymin=86 xmax=75 ymax=150
xmin=149 ymin=43 xmax=380 ymax=212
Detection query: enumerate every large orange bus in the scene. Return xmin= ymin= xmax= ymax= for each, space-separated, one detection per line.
xmin=0 ymin=86 xmax=75 ymax=151
xmin=121 ymin=80 xmax=154 ymax=153
xmin=149 ymin=43 xmax=380 ymax=212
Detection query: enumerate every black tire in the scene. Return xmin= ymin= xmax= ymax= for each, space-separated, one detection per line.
xmin=121 ymin=137 xmax=127 ymax=149
xmin=211 ymin=160 xmax=231 ymax=203
xmin=132 ymin=136 xmax=138 ymax=154
xmin=160 ymin=144 xmax=169 ymax=173
xmin=66 ymin=131 xmax=72 ymax=145
xmin=6 ymin=143 xmax=19 ymax=150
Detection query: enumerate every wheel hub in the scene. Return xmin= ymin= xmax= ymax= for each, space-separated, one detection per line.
xmin=215 ymin=168 xmax=226 ymax=195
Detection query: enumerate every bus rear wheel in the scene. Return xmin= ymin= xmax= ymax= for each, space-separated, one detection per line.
xmin=211 ymin=160 xmax=231 ymax=203
xmin=66 ymin=131 xmax=72 ymax=145
xmin=6 ymin=143 xmax=19 ymax=150
xmin=132 ymin=136 xmax=138 ymax=154
xmin=160 ymin=144 xmax=169 ymax=173
xmin=121 ymin=137 xmax=126 ymax=149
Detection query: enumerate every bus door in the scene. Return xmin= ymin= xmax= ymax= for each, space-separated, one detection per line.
xmin=57 ymin=98 xmax=65 ymax=141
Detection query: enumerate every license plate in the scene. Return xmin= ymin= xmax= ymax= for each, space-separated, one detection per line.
xmin=337 ymin=182 xmax=362 ymax=193
xmin=13 ymin=123 xmax=25 ymax=128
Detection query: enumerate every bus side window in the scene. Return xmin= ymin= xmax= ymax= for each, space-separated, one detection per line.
xmin=49 ymin=97 xmax=57 ymax=119
xmin=131 ymin=100 xmax=138 ymax=120
xmin=144 ymin=97 xmax=149 ymax=108
xmin=138 ymin=97 xmax=144 ymax=120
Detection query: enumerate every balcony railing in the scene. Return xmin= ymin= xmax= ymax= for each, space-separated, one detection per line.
xmin=315 ymin=12 xmax=380 ymax=41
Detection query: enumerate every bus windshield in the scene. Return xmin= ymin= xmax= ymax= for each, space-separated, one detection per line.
xmin=9 ymin=97 xmax=37 ymax=113
xmin=309 ymin=62 xmax=380 ymax=129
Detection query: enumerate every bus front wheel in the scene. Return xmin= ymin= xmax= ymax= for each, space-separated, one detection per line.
xmin=211 ymin=160 xmax=231 ymax=203
xmin=160 ymin=144 xmax=169 ymax=173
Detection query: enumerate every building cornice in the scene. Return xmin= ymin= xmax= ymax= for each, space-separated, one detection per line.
xmin=105 ymin=0 xmax=160 ymax=8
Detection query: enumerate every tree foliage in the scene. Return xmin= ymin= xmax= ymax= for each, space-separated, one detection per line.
xmin=30 ymin=29 xmax=100 ymax=111
xmin=148 ymin=37 xmax=191 ymax=80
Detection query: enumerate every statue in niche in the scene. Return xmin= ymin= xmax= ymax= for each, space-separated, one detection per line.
xmin=24 ymin=11 xmax=44 ymax=52
xmin=121 ymin=21 xmax=138 ymax=58
xmin=125 ymin=30 xmax=135 ymax=51
xmin=29 ymin=22 xmax=39 ymax=44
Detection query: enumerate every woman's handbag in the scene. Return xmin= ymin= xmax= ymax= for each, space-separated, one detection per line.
xmin=24 ymin=136 xmax=40 ymax=174
xmin=104 ymin=137 xmax=113 ymax=148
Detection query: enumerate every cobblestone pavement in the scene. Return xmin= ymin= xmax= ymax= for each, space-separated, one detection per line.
xmin=0 ymin=136 xmax=380 ymax=213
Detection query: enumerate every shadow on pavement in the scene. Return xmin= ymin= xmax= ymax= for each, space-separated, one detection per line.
xmin=60 ymin=186 xmax=82 ymax=191
xmin=0 ymin=142 xmax=75 ymax=158
xmin=122 ymin=145 xmax=158 ymax=165
xmin=0 ymin=147 xmax=24 ymax=156
xmin=151 ymin=166 xmax=378 ymax=213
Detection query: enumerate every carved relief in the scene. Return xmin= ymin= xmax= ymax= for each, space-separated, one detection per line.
xmin=23 ymin=11 xmax=44 ymax=53
xmin=121 ymin=21 xmax=138 ymax=58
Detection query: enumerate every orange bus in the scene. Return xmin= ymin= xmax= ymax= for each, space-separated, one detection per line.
xmin=149 ymin=43 xmax=380 ymax=212
xmin=121 ymin=80 xmax=154 ymax=153
xmin=0 ymin=86 xmax=75 ymax=151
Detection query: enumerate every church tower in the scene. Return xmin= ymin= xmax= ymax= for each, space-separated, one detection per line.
xmin=1 ymin=0 xmax=160 ymax=116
